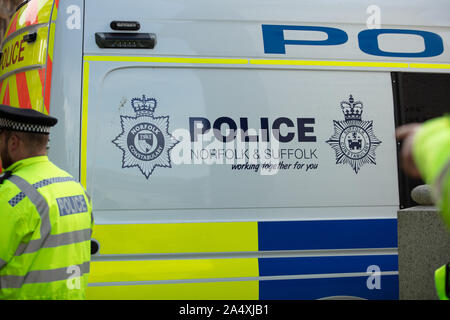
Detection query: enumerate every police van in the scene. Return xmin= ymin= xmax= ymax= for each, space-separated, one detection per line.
xmin=1 ymin=0 xmax=449 ymax=300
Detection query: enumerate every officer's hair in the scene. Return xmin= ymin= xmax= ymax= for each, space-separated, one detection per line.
xmin=4 ymin=130 xmax=49 ymax=155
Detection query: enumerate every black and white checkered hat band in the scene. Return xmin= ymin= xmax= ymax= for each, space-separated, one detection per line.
xmin=0 ymin=118 xmax=51 ymax=134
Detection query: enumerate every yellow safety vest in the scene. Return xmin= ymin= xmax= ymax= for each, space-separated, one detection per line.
xmin=413 ymin=115 xmax=450 ymax=300
xmin=0 ymin=156 xmax=93 ymax=300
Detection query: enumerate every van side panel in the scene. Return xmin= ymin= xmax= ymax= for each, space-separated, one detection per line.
xmin=84 ymin=66 xmax=398 ymax=212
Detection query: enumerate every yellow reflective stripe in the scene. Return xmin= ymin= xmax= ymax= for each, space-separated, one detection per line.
xmin=409 ymin=63 xmax=450 ymax=69
xmin=250 ymin=59 xmax=409 ymax=68
xmin=47 ymin=22 xmax=56 ymax=61
xmin=84 ymin=55 xmax=248 ymax=65
xmin=84 ymin=55 xmax=449 ymax=70
xmin=50 ymin=2 xmax=58 ymax=22
xmin=87 ymin=281 xmax=259 ymax=300
xmin=93 ymin=222 xmax=258 ymax=254
xmin=8 ymin=74 xmax=19 ymax=107
xmin=37 ymin=0 xmax=55 ymax=24
xmin=0 ymin=78 xmax=7 ymax=101
xmin=90 ymin=258 xmax=258 ymax=283
xmin=25 ymin=68 xmax=45 ymax=112
xmin=81 ymin=61 xmax=89 ymax=188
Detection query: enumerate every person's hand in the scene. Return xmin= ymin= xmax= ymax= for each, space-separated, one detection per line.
xmin=395 ymin=123 xmax=422 ymax=179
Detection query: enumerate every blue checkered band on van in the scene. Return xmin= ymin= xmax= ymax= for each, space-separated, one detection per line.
xmin=57 ymin=195 xmax=88 ymax=216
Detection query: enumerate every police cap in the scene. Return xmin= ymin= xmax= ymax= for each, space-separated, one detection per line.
xmin=0 ymin=104 xmax=57 ymax=134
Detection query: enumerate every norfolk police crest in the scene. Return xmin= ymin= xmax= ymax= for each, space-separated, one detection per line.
xmin=326 ymin=95 xmax=381 ymax=174
xmin=112 ymin=95 xmax=179 ymax=179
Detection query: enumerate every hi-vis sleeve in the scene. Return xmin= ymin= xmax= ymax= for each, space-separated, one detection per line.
xmin=413 ymin=115 xmax=450 ymax=226
xmin=0 ymin=203 xmax=27 ymax=270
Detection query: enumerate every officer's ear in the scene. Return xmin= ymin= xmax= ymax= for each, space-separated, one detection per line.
xmin=6 ymin=133 xmax=21 ymax=154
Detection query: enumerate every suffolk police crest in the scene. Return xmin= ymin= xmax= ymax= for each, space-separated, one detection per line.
xmin=112 ymin=95 xmax=179 ymax=179
xmin=326 ymin=95 xmax=381 ymax=174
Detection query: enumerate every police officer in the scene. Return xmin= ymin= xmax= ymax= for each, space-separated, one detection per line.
xmin=396 ymin=114 xmax=450 ymax=300
xmin=0 ymin=104 xmax=93 ymax=300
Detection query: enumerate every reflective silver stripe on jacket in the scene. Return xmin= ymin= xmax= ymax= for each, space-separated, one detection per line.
xmin=0 ymin=261 xmax=90 ymax=289
xmin=8 ymin=175 xmax=93 ymax=224
xmin=8 ymin=175 xmax=52 ymax=257
xmin=14 ymin=228 xmax=92 ymax=256
xmin=433 ymin=159 xmax=450 ymax=202
xmin=8 ymin=176 xmax=76 ymax=207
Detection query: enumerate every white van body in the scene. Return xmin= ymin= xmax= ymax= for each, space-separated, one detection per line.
xmin=3 ymin=0 xmax=449 ymax=299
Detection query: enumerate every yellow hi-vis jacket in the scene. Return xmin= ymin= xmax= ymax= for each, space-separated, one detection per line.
xmin=413 ymin=115 xmax=450 ymax=300
xmin=0 ymin=156 xmax=93 ymax=300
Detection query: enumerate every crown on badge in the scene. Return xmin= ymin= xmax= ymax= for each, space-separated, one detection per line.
xmin=340 ymin=95 xmax=363 ymax=121
xmin=131 ymin=95 xmax=157 ymax=117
